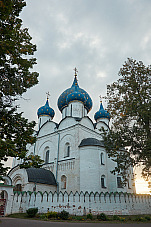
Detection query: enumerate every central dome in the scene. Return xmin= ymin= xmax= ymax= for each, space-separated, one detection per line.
xmin=57 ymin=74 xmax=92 ymax=113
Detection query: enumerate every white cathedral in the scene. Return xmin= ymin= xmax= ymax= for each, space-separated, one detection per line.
xmin=8 ymin=70 xmax=135 ymax=194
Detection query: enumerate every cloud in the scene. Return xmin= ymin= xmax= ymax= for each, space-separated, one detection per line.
xmin=17 ymin=0 xmax=151 ymax=125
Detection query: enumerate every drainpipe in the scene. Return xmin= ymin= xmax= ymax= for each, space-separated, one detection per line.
xmin=33 ymin=140 xmax=36 ymax=155
xmin=33 ymin=131 xmax=38 ymax=155
xmin=56 ymin=132 xmax=60 ymax=194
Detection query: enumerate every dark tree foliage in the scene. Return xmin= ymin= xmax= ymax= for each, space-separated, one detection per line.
xmin=103 ymin=58 xmax=151 ymax=182
xmin=20 ymin=155 xmax=44 ymax=169
xmin=0 ymin=0 xmax=38 ymax=97
xmin=0 ymin=0 xmax=43 ymax=176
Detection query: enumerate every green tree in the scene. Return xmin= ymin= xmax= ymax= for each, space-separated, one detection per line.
xmin=0 ymin=0 xmax=43 ymax=176
xmin=103 ymin=58 xmax=151 ymax=183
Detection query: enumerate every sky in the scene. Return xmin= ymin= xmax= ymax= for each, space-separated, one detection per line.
xmin=14 ymin=0 xmax=151 ymax=193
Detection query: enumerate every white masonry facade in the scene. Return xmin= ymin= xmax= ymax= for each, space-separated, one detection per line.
xmin=8 ymin=71 xmax=136 ymax=195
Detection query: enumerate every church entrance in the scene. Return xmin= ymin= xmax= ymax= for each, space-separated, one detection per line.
xmin=0 ymin=190 xmax=7 ymax=216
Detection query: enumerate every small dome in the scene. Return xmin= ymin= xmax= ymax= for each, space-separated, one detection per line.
xmin=94 ymin=102 xmax=110 ymax=121
xmin=37 ymin=98 xmax=55 ymax=119
xmin=57 ymin=74 xmax=92 ymax=113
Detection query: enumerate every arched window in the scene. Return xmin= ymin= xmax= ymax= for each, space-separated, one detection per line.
xmin=100 ymin=152 xmax=105 ymax=165
xmin=101 ymin=175 xmax=106 ymax=188
xmin=45 ymin=150 xmax=49 ymax=164
xmin=67 ymin=145 xmax=70 ymax=157
xmin=61 ymin=175 xmax=67 ymax=189
xmin=13 ymin=176 xmax=22 ymax=191
xmin=0 ymin=190 xmax=8 ymax=200
xmin=64 ymin=143 xmax=70 ymax=158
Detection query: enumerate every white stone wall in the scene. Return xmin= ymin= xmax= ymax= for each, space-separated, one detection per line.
xmin=38 ymin=115 xmax=52 ymax=129
xmin=68 ymin=102 xmax=84 ymax=118
xmin=11 ymin=112 xmax=135 ymax=196
xmin=9 ymin=191 xmax=151 ymax=215
xmin=35 ymin=123 xmax=81 ymax=193
xmin=95 ymin=121 xmax=109 ymax=134
xmin=96 ymin=118 xmax=109 ymax=126
xmin=24 ymin=183 xmax=56 ymax=193
xmin=80 ymin=146 xmax=107 ymax=193
xmin=56 ymin=125 xmax=80 ymax=193
xmin=0 ymin=185 xmax=14 ymax=216
xmin=62 ymin=101 xmax=87 ymax=119
xmin=80 ymin=117 xmax=95 ymax=130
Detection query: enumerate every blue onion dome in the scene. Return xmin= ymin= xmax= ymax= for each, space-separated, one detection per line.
xmin=37 ymin=98 xmax=55 ymax=119
xmin=57 ymin=72 xmax=93 ymax=113
xmin=66 ymin=79 xmax=86 ymax=105
xmin=94 ymin=102 xmax=110 ymax=121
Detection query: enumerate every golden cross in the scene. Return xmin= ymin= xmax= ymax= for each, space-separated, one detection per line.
xmin=99 ymin=95 xmax=102 ymax=103
xmin=73 ymin=67 xmax=78 ymax=76
xmin=46 ymin=91 xmax=50 ymax=99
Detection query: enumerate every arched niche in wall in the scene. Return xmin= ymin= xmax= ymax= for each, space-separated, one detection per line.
xmin=60 ymin=134 xmax=75 ymax=160
xmin=38 ymin=140 xmax=55 ymax=163
xmin=44 ymin=146 xmax=50 ymax=164
xmin=12 ymin=175 xmax=23 ymax=192
xmin=61 ymin=175 xmax=67 ymax=189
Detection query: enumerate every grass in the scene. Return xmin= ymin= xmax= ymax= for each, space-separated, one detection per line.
xmin=8 ymin=213 xmax=29 ymax=219
xmin=7 ymin=213 xmax=151 ymax=223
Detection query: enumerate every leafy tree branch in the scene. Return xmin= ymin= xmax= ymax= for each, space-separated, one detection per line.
xmin=102 ymin=58 xmax=151 ymax=182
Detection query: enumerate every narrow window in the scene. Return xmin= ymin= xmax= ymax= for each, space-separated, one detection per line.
xmin=117 ymin=177 xmax=123 ymax=188
xmin=64 ymin=143 xmax=70 ymax=157
xmin=45 ymin=150 xmax=49 ymax=164
xmin=39 ymin=118 xmax=41 ymax=128
xmin=101 ymin=175 xmax=106 ymax=188
xmin=127 ymin=179 xmax=131 ymax=189
xmin=100 ymin=152 xmax=105 ymax=165
xmin=71 ymin=104 xmax=72 ymax=116
xmin=67 ymin=145 xmax=70 ymax=157
xmin=65 ymin=108 xmax=67 ymax=117
xmin=61 ymin=175 xmax=67 ymax=189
